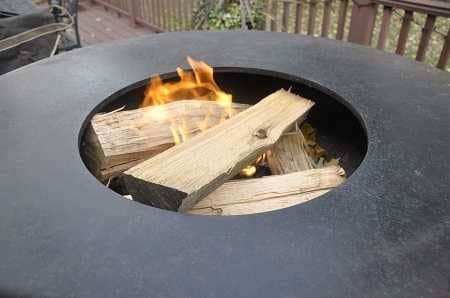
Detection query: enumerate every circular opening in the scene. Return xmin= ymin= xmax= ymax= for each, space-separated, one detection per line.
xmin=80 ymin=68 xmax=367 ymax=215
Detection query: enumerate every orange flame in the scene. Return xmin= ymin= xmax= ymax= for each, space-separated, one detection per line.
xmin=240 ymin=153 xmax=267 ymax=178
xmin=141 ymin=57 xmax=261 ymax=177
xmin=141 ymin=56 xmax=233 ymax=145
xmin=141 ymin=56 xmax=232 ymax=107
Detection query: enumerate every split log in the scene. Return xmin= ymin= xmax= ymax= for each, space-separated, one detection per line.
xmin=85 ymin=100 xmax=248 ymax=181
xmin=122 ymin=89 xmax=314 ymax=211
xmin=188 ymin=166 xmax=346 ymax=215
xmin=267 ymin=123 xmax=338 ymax=174
xmin=267 ymin=130 xmax=315 ymax=174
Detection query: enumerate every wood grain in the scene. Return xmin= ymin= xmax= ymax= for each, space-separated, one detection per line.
xmin=86 ymin=100 xmax=248 ymax=181
xmin=188 ymin=166 xmax=346 ymax=215
xmin=267 ymin=130 xmax=314 ymax=174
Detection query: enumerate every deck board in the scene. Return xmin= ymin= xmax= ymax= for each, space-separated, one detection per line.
xmin=76 ymin=1 xmax=155 ymax=46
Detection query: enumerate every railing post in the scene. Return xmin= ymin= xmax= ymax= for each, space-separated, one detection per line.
xmin=416 ymin=14 xmax=436 ymax=61
xmin=130 ymin=0 xmax=138 ymax=27
xmin=437 ymin=28 xmax=450 ymax=70
xmin=282 ymin=1 xmax=291 ymax=32
xmin=348 ymin=0 xmax=378 ymax=46
xmin=271 ymin=0 xmax=278 ymax=32
xmin=376 ymin=6 xmax=393 ymax=50
xmin=307 ymin=0 xmax=318 ymax=35
xmin=294 ymin=1 xmax=303 ymax=33
xmin=336 ymin=0 xmax=349 ymax=40
xmin=321 ymin=0 xmax=333 ymax=37
xmin=395 ymin=10 xmax=413 ymax=55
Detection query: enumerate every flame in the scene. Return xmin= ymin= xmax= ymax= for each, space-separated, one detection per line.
xmin=240 ymin=166 xmax=257 ymax=177
xmin=141 ymin=56 xmax=232 ymax=107
xmin=240 ymin=153 xmax=267 ymax=178
xmin=149 ymin=105 xmax=167 ymax=122
xmin=141 ymin=56 xmax=233 ymax=144
xmin=141 ymin=56 xmax=262 ymax=178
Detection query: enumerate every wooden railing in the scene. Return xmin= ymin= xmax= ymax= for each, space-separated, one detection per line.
xmin=267 ymin=0 xmax=449 ymax=70
xmin=350 ymin=0 xmax=450 ymax=69
xmin=87 ymin=0 xmax=198 ymax=32
xmin=87 ymin=0 xmax=450 ymax=71
xmin=265 ymin=0 xmax=352 ymax=38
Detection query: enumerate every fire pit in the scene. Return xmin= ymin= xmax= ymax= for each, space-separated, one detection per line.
xmin=80 ymin=63 xmax=367 ymax=215
xmin=0 ymin=32 xmax=449 ymax=297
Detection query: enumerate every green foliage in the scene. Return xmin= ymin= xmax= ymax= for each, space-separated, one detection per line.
xmin=207 ymin=2 xmax=242 ymax=30
xmin=251 ymin=1 xmax=267 ymax=30
xmin=194 ymin=0 xmax=266 ymax=30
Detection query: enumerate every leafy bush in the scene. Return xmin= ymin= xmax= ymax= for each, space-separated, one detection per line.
xmin=193 ymin=0 xmax=266 ymax=30
xmin=207 ymin=2 xmax=242 ymax=30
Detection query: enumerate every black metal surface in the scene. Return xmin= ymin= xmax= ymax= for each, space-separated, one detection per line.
xmin=0 ymin=32 xmax=449 ymax=297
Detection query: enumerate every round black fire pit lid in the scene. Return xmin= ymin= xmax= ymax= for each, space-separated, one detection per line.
xmin=0 ymin=31 xmax=449 ymax=297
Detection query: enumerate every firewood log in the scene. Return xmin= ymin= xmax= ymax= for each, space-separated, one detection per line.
xmin=188 ymin=166 xmax=345 ymax=215
xmin=122 ymin=89 xmax=315 ymax=211
xmin=84 ymin=100 xmax=248 ymax=181
xmin=267 ymin=130 xmax=315 ymax=174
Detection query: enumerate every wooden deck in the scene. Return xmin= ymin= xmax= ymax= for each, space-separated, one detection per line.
xmin=77 ymin=1 xmax=156 ymax=46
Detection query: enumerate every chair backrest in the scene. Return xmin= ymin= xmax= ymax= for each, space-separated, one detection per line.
xmin=63 ymin=0 xmax=79 ymax=17
xmin=49 ymin=0 xmax=81 ymax=48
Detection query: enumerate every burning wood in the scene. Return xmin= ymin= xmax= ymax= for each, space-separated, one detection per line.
xmin=122 ymin=89 xmax=314 ymax=211
xmin=188 ymin=166 xmax=345 ymax=215
xmin=85 ymin=56 xmax=240 ymax=181
xmin=85 ymin=100 xmax=248 ymax=181
xmin=84 ymin=56 xmax=347 ymax=215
